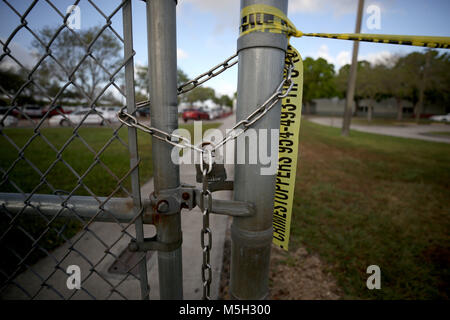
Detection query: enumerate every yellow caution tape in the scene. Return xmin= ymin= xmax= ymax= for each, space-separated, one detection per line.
xmin=240 ymin=4 xmax=450 ymax=49
xmin=302 ymin=33 xmax=450 ymax=49
xmin=273 ymin=45 xmax=303 ymax=251
xmin=240 ymin=4 xmax=302 ymax=38
xmin=240 ymin=4 xmax=449 ymax=250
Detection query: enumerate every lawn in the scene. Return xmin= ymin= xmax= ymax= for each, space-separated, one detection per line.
xmin=285 ymin=119 xmax=450 ymax=299
xmin=0 ymin=121 xmax=220 ymax=281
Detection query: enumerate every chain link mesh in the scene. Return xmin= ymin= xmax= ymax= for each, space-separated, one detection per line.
xmin=0 ymin=0 xmax=296 ymax=301
xmin=0 ymin=0 xmax=149 ymax=300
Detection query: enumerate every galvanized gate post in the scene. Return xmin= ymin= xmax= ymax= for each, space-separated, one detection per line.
xmin=230 ymin=0 xmax=288 ymax=300
xmin=146 ymin=0 xmax=183 ymax=299
xmin=122 ymin=0 xmax=149 ymax=300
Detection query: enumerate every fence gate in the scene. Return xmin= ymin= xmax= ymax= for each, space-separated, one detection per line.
xmin=0 ymin=0 xmax=150 ymax=300
xmin=0 ymin=0 xmax=296 ymax=300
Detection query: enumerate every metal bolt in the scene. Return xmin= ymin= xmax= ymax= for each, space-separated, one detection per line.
xmin=156 ymin=200 xmax=169 ymax=213
xmin=128 ymin=241 xmax=139 ymax=252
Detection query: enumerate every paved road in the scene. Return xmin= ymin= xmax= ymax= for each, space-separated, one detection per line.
xmin=2 ymin=115 xmax=235 ymax=300
xmin=308 ymin=116 xmax=450 ymax=144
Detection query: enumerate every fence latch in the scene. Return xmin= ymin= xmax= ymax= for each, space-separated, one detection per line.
xmin=128 ymin=235 xmax=183 ymax=252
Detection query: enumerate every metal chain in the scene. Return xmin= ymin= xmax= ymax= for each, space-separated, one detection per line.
xmin=177 ymin=53 xmax=238 ymax=94
xmin=212 ymin=55 xmax=294 ymax=151
xmin=118 ymin=54 xmax=294 ymax=156
xmin=117 ymin=52 xmax=295 ymax=300
xmin=199 ymin=148 xmax=213 ymax=300
xmin=117 ymin=53 xmax=239 ymax=154
xmin=121 ymin=53 xmax=238 ymax=113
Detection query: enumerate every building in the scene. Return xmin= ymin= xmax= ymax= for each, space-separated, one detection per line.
xmin=307 ymin=97 xmax=447 ymax=118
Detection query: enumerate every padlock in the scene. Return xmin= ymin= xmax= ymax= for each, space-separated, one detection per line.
xmin=196 ymin=161 xmax=227 ymax=183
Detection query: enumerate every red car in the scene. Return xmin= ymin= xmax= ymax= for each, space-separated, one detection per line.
xmin=182 ymin=109 xmax=210 ymax=122
xmin=43 ymin=105 xmax=72 ymax=117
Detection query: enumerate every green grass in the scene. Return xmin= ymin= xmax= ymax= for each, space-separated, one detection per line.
xmin=0 ymin=122 xmax=220 ymax=279
xmin=288 ymin=120 xmax=450 ymax=299
xmin=0 ymin=127 xmax=152 ymax=196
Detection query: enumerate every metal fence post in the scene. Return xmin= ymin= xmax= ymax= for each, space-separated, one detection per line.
xmin=230 ymin=0 xmax=288 ymax=300
xmin=122 ymin=0 xmax=149 ymax=300
xmin=146 ymin=0 xmax=183 ymax=299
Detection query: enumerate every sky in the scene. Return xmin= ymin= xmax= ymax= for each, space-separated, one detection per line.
xmin=1 ymin=0 xmax=449 ymax=98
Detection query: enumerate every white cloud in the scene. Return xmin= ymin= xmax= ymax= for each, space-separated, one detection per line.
xmin=180 ymin=0 xmax=238 ymax=12
xmin=215 ymin=82 xmax=236 ymax=97
xmin=307 ymin=44 xmax=394 ymax=70
xmin=336 ymin=51 xmax=351 ymax=67
xmin=289 ymin=0 xmax=323 ymax=13
xmin=177 ymin=48 xmax=188 ymax=60
xmin=289 ymin=0 xmax=357 ymax=15
xmin=178 ymin=0 xmax=240 ymax=35
xmin=317 ymin=44 xmax=334 ymax=63
xmin=360 ymin=51 xmax=393 ymax=66
xmin=309 ymin=44 xmax=350 ymax=69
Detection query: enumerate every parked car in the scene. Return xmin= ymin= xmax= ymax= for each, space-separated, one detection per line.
xmin=430 ymin=113 xmax=450 ymax=122
xmin=42 ymin=105 xmax=72 ymax=117
xmin=208 ymin=108 xmax=222 ymax=120
xmin=182 ymin=108 xmax=210 ymax=122
xmin=99 ymin=106 xmax=121 ymax=114
xmin=16 ymin=105 xmax=43 ymax=118
xmin=48 ymin=109 xmax=117 ymax=126
xmin=0 ymin=107 xmax=18 ymax=128
xmin=137 ymin=107 xmax=150 ymax=117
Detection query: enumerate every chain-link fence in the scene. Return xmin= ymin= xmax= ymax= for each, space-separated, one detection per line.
xmin=0 ymin=0 xmax=151 ymax=300
xmin=0 ymin=0 xmax=299 ymax=301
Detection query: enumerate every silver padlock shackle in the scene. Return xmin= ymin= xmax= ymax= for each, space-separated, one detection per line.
xmin=199 ymin=142 xmax=213 ymax=175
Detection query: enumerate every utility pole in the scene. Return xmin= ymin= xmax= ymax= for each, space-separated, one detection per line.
xmin=342 ymin=0 xmax=364 ymax=136
xmin=230 ymin=0 xmax=288 ymax=300
xmin=415 ymin=50 xmax=431 ymax=123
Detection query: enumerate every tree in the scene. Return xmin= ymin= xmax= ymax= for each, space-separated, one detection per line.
xmin=0 ymin=68 xmax=39 ymax=106
xmin=185 ymin=86 xmax=215 ymax=103
xmin=425 ymin=52 xmax=450 ymax=113
xmin=336 ymin=61 xmax=367 ymax=115
xmin=33 ymin=26 xmax=122 ymax=104
xmin=135 ymin=65 xmax=149 ymax=96
xmin=177 ymin=68 xmax=189 ymax=87
xmin=135 ymin=66 xmax=190 ymax=100
xmin=379 ymin=55 xmax=410 ymax=121
xmin=357 ymin=61 xmax=386 ymax=121
xmin=395 ymin=50 xmax=446 ymax=122
xmin=302 ymin=57 xmax=337 ymax=114
xmin=214 ymin=94 xmax=233 ymax=107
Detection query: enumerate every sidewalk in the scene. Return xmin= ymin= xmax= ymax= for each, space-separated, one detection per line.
xmin=308 ymin=116 xmax=450 ymax=144
xmin=2 ymin=115 xmax=235 ymax=300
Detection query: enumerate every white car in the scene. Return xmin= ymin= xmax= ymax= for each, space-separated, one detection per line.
xmin=430 ymin=113 xmax=450 ymax=122
xmin=22 ymin=105 xmax=43 ymax=118
xmin=208 ymin=109 xmax=222 ymax=120
xmin=0 ymin=115 xmax=18 ymax=128
xmin=0 ymin=107 xmax=19 ymax=128
xmin=49 ymin=109 xmax=118 ymax=126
